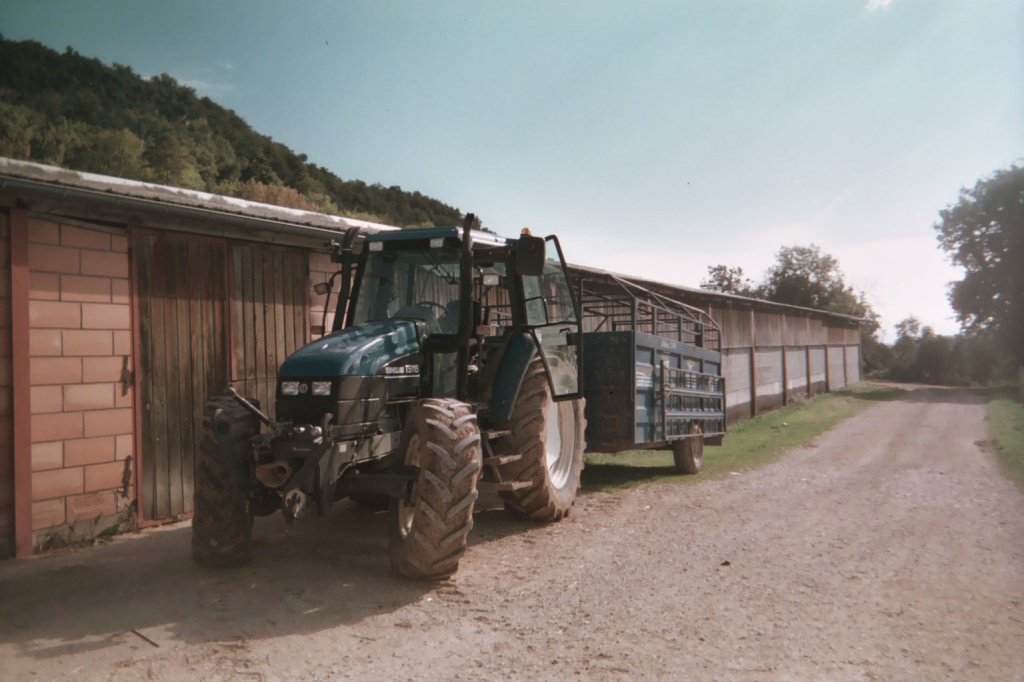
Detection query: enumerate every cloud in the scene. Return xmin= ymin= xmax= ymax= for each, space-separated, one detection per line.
xmin=179 ymin=79 xmax=237 ymax=97
xmin=866 ymin=0 xmax=894 ymax=11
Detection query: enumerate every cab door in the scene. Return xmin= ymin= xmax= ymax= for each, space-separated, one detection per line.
xmin=519 ymin=236 xmax=583 ymax=400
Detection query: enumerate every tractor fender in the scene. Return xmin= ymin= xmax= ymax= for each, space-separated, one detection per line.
xmin=488 ymin=333 xmax=538 ymax=424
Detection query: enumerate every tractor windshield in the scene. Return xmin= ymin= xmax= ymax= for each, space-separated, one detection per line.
xmin=352 ymin=247 xmax=461 ymax=335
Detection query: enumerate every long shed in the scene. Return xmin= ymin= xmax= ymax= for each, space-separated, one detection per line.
xmin=0 ymin=158 xmax=863 ymax=558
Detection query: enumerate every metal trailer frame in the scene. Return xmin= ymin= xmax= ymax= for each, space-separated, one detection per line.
xmin=576 ymin=275 xmax=726 ymax=453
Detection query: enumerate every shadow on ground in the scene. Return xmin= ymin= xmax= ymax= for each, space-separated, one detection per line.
xmin=0 ymin=497 xmax=538 ymax=660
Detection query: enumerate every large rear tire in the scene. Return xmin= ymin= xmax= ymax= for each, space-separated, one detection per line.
xmin=389 ymin=399 xmax=482 ymax=580
xmin=191 ymin=396 xmax=259 ymax=567
xmin=494 ymin=358 xmax=586 ymax=522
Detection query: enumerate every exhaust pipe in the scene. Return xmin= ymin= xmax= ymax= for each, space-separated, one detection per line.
xmin=255 ymin=461 xmax=293 ymax=489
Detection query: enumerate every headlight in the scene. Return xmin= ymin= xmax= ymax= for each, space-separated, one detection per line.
xmin=311 ymin=381 xmax=332 ymax=396
xmin=280 ymin=381 xmax=300 ymax=396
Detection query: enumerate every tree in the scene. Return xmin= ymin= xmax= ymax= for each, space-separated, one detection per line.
xmin=935 ymin=164 xmax=1024 ymax=393
xmin=758 ymin=244 xmax=865 ymax=316
xmin=700 ymin=265 xmax=756 ymax=297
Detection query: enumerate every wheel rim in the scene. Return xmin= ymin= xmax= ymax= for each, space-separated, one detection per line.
xmin=545 ymin=400 xmax=575 ymax=489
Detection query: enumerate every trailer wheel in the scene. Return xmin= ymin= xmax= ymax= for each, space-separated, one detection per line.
xmin=192 ymin=396 xmax=259 ymax=567
xmin=495 ymin=358 xmax=586 ymax=522
xmin=672 ymin=423 xmax=704 ymax=475
xmin=389 ymin=398 xmax=482 ymax=580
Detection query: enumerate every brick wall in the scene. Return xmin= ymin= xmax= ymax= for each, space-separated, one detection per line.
xmin=0 ymin=217 xmax=13 ymax=558
xmin=27 ymin=219 xmax=134 ymax=548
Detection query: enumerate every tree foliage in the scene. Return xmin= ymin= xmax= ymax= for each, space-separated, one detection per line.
xmin=699 ymin=265 xmax=756 ymax=297
xmin=935 ymin=164 xmax=1024 ymax=365
xmin=877 ymin=316 xmax=1012 ymax=386
xmin=702 ymin=244 xmax=875 ymax=324
xmin=0 ymin=37 xmax=464 ymax=227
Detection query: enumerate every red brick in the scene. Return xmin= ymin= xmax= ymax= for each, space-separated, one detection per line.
xmin=83 ymin=408 xmax=132 ymax=437
xmin=29 ymin=272 xmax=60 ymax=301
xmin=114 ymin=385 xmax=133 ymax=409
xmin=111 ymin=235 xmax=128 ymax=253
xmin=29 ymin=300 xmax=82 ymax=329
xmin=63 ymin=330 xmax=113 ymax=357
xmin=66 ymin=490 xmax=117 ymax=521
xmin=29 ymin=329 xmax=62 ymax=357
xmin=65 ymin=436 xmax=117 ymax=466
xmin=61 ymin=226 xmax=111 ymax=251
xmin=30 ymin=356 xmax=82 ymax=385
xmin=80 ymin=250 xmax=128 ymax=278
xmin=28 ymin=243 xmax=79 ymax=274
xmin=31 ymin=411 xmax=84 ymax=442
xmin=27 ymin=218 xmax=59 ymax=245
xmin=61 ymin=275 xmax=110 ymax=303
xmin=65 ymin=383 xmax=115 ymax=411
xmin=31 ymin=441 xmax=63 ymax=471
xmin=32 ymin=498 xmax=65 ymax=529
xmin=111 ymin=278 xmax=130 ymax=305
xmin=309 ymin=253 xmax=333 ymax=271
xmin=82 ymin=356 xmax=124 ymax=383
xmin=81 ymin=303 xmax=130 ymax=330
xmin=30 ymin=385 xmax=63 ymax=414
xmin=84 ymin=460 xmax=125 ymax=492
xmin=33 ymin=467 xmax=83 ymax=500
xmin=113 ymin=330 xmax=132 ymax=355
xmin=115 ymin=433 xmax=133 ymax=459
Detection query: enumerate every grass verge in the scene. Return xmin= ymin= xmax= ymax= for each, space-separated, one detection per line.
xmin=581 ymin=382 xmax=905 ymax=492
xmin=986 ymin=388 xmax=1024 ymax=490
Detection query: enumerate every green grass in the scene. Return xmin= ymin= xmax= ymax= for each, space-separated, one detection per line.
xmin=581 ymin=382 xmax=906 ymax=492
xmin=986 ymin=389 xmax=1024 ymax=490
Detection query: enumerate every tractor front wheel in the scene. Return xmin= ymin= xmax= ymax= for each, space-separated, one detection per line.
xmin=389 ymin=399 xmax=482 ymax=580
xmin=191 ymin=396 xmax=259 ymax=567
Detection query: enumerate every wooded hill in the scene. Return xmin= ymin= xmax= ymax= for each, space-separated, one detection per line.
xmin=0 ymin=37 xmax=464 ymax=227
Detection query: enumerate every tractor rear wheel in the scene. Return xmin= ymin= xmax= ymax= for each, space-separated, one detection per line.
xmin=672 ymin=423 xmax=704 ymax=475
xmin=389 ymin=398 xmax=482 ymax=580
xmin=495 ymin=358 xmax=586 ymax=522
xmin=191 ymin=396 xmax=259 ymax=567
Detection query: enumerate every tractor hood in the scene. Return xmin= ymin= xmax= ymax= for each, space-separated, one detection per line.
xmin=278 ymin=319 xmax=422 ymax=377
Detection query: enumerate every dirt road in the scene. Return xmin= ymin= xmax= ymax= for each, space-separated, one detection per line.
xmin=2 ymin=386 xmax=1023 ymax=681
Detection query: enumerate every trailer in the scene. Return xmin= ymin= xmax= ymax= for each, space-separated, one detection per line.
xmin=577 ymin=275 xmax=726 ymax=472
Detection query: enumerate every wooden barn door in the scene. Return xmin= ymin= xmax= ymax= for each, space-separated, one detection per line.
xmin=135 ymin=233 xmax=228 ymax=522
xmin=229 ymin=244 xmax=309 ymax=420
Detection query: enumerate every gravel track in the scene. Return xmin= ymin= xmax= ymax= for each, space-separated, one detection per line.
xmin=2 ymin=386 xmax=1022 ymax=680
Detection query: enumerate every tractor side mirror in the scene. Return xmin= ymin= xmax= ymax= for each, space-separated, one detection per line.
xmin=516 ymin=235 xmax=546 ymax=277
xmin=313 ymin=281 xmax=331 ymax=296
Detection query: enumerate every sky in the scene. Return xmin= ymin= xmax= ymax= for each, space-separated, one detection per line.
xmin=3 ymin=0 xmax=1022 ymax=340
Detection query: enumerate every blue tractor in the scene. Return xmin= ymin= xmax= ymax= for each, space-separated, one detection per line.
xmin=191 ymin=217 xmax=586 ymax=579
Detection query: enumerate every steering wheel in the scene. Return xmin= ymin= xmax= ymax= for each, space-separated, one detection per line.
xmin=414 ymin=301 xmax=448 ymax=316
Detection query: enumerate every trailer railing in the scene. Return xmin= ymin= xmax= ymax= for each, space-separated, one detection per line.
xmin=576 ymin=274 xmax=721 ymax=353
